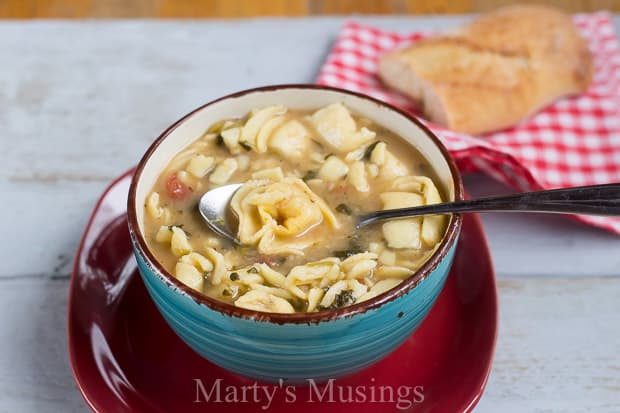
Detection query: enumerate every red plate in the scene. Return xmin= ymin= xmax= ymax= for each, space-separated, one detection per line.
xmin=68 ymin=169 xmax=498 ymax=413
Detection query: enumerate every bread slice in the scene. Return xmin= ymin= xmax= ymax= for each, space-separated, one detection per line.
xmin=378 ymin=5 xmax=593 ymax=135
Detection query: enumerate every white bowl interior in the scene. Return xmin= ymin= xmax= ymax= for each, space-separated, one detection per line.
xmin=134 ymin=87 xmax=456 ymax=234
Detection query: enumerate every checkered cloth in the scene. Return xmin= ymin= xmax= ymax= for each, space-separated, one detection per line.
xmin=317 ymin=13 xmax=620 ymax=234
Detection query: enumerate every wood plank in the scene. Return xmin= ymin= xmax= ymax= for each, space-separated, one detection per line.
xmin=404 ymin=0 xmax=472 ymax=14
xmin=476 ymin=278 xmax=620 ymax=412
xmin=311 ymin=0 xmax=401 ymax=15
xmin=2 ymin=0 xmax=620 ymax=18
xmin=156 ymin=0 xmax=308 ymax=18
xmin=0 ymin=0 xmax=33 ymax=18
xmin=0 ymin=279 xmax=87 ymax=412
xmin=34 ymin=0 xmax=90 ymax=18
xmin=468 ymin=0 xmax=620 ymax=13
xmin=0 ymin=276 xmax=617 ymax=411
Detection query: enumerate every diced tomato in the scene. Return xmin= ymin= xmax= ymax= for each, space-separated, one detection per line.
xmin=166 ymin=173 xmax=188 ymax=200
xmin=256 ymin=254 xmax=279 ymax=267
xmin=330 ymin=184 xmax=347 ymax=195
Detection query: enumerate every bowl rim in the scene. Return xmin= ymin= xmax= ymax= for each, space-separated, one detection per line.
xmin=127 ymin=84 xmax=464 ymax=324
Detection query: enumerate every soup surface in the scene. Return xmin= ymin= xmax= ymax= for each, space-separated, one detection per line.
xmin=143 ymin=103 xmax=447 ymax=313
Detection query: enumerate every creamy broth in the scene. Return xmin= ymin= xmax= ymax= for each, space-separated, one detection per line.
xmin=144 ymin=103 xmax=447 ymax=313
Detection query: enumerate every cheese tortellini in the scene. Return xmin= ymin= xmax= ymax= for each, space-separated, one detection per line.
xmin=143 ymin=103 xmax=448 ymax=313
xmin=231 ymin=173 xmax=340 ymax=255
xmin=381 ymin=176 xmax=446 ymax=249
xmin=311 ymin=103 xmax=376 ymax=153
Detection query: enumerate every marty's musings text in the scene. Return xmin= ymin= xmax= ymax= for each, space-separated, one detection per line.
xmin=194 ymin=378 xmax=424 ymax=410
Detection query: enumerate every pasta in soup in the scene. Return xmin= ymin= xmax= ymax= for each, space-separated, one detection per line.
xmin=143 ymin=103 xmax=448 ymax=313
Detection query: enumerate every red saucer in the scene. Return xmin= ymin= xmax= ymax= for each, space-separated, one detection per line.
xmin=68 ymin=169 xmax=498 ymax=413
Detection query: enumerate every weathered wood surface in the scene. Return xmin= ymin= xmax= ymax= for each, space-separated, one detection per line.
xmin=0 ymin=278 xmax=618 ymax=412
xmin=0 ymin=17 xmax=618 ymax=412
xmin=2 ymin=0 xmax=620 ymax=18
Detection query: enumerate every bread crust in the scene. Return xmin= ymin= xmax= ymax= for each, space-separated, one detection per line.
xmin=378 ymin=5 xmax=593 ymax=135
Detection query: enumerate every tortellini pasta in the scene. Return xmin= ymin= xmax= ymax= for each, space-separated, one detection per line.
xmin=186 ymin=154 xmax=215 ymax=178
xmin=311 ymin=103 xmax=376 ymax=152
xmin=348 ymin=161 xmax=370 ymax=192
xmin=209 ymin=158 xmax=238 ymax=185
xmin=380 ymin=176 xmax=446 ymax=249
xmin=241 ymin=105 xmax=287 ymax=148
xmin=146 ymin=192 xmax=170 ymax=222
xmin=143 ymin=103 xmax=448 ymax=313
xmin=235 ymin=290 xmax=296 ymax=313
xmin=318 ymin=156 xmax=349 ymax=181
xmin=268 ymin=120 xmax=311 ymax=159
xmin=380 ymin=192 xmax=424 ymax=249
xmin=175 ymin=262 xmax=204 ymax=291
xmin=231 ymin=174 xmax=340 ymax=255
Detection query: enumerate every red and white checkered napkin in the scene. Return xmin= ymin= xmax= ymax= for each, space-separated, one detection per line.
xmin=317 ymin=13 xmax=620 ymax=234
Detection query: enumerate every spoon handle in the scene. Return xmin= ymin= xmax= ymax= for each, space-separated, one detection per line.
xmin=357 ymin=183 xmax=620 ymax=228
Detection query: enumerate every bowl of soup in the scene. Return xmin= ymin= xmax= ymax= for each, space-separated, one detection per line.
xmin=127 ymin=85 xmax=463 ymax=383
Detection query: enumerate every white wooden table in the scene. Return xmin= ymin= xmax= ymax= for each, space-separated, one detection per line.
xmin=1 ymin=16 xmax=618 ymax=412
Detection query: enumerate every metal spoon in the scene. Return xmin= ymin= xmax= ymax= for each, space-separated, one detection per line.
xmin=198 ymin=183 xmax=243 ymax=244
xmin=199 ymin=183 xmax=620 ymax=243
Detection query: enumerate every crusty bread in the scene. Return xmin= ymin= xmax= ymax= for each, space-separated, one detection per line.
xmin=378 ymin=5 xmax=593 ymax=135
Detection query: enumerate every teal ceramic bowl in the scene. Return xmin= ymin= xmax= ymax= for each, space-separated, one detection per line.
xmin=127 ymin=85 xmax=463 ymax=383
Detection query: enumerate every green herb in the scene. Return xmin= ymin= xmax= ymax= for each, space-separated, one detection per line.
xmin=302 ymin=170 xmax=317 ymax=181
xmin=247 ymin=267 xmax=259 ymax=274
xmin=319 ymin=289 xmax=356 ymax=310
xmin=348 ymin=234 xmax=362 ymax=251
xmin=333 ymin=236 xmax=363 ymax=259
xmin=333 ymin=289 xmax=355 ymax=308
xmin=311 ymin=139 xmax=323 ymax=148
xmin=364 ymin=141 xmax=381 ymax=160
xmin=335 ymin=203 xmax=352 ymax=215
xmin=215 ymin=134 xmax=224 ymax=146
xmin=207 ymin=119 xmax=227 ymax=134
xmin=332 ymin=249 xmax=360 ymax=259
xmin=239 ymin=141 xmax=253 ymax=151
xmin=229 ymin=272 xmax=240 ymax=281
